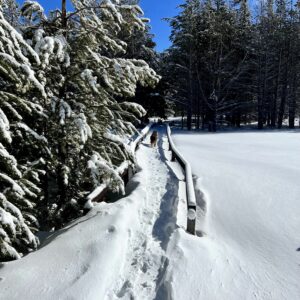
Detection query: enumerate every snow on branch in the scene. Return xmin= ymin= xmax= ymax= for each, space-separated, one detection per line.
xmin=21 ymin=0 xmax=46 ymax=22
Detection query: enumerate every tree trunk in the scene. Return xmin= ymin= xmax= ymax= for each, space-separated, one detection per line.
xmin=277 ymin=62 xmax=288 ymax=129
xmin=62 ymin=0 xmax=67 ymax=31
xmin=271 ymin=50 xmax=282 ymax=127
xmin=257 ymin=53 xmax=265 ymax=130
xmin=196 ymin=66 xmax=207 ymax=131
xmin=187 ymin=49 xmax=193 ymax=131
xmin=278 ymin=37 xmax=291 ymax=129
xmin=288 ymin=73 xmax=296 ymax=129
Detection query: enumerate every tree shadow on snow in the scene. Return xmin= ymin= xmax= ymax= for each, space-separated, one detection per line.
xmin=152 ymin=127 xmax=179 ymax=251
xmin=38 ymin=211 xmax=103 ymax=249
xmin=141 ymin=142 xmax=152 ymax=148
xmin=152 ymin=178 xmax=179 ymax=251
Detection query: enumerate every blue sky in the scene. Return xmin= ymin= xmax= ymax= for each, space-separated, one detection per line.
xmin=18 ymin=0 xmax=182 ymax=52
xmin=140 ymin=0 xmax=183 ymax=51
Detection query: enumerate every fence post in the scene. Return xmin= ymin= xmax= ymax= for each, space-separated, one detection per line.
xmin=128 ymin=165 xmax=134 ymax=181
xmin=187 ymin=207 xmax=196 ymax=234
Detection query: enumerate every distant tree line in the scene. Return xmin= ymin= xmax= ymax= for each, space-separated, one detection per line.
xmin=163 ymin=0 xmax=300 ymax=131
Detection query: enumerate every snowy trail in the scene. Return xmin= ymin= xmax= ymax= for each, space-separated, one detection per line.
xmin=2 ymin=127 xmax=299 ymax=300
xmin=106 ymin=126 xmax=180 ymax=300
xmin=0 ymin=125 xmax=182 ymax=300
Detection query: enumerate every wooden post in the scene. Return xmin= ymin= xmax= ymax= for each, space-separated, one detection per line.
xmin=187 ymin=207 xmax=196 ymax=234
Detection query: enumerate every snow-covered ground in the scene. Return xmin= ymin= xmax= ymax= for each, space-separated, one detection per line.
xmin=0 ymin=126 xmax=184 ymax=300
xmin=166 ymin=130 xmax=300 ymax=300
xmin=1 ymin=127 xmax=299 ymax=300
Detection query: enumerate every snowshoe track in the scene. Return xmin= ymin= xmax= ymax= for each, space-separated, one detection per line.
xmin=106 ymin=127 xmax=179 ymax=300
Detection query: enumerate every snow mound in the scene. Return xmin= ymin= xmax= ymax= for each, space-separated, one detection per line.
xmin=0 ymin=171 xmax=146 ymax=299
xmin=165 ymin=130 xmax=300 ymax=300
xmin=0 ymin=126 xmax=182 ymax=300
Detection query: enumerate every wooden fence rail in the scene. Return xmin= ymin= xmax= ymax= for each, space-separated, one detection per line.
xmin=166 ymin=124 xmax=197 ymax=235
xmin=85 ymin=123 xmax=154 ymax=208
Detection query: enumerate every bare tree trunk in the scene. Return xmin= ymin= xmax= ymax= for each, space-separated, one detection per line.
xmin=62 ymin=0 xmax=67 ymax=31
xmin=288 ymin=73 xmax=296 ymax=129
xmin=196 ymin=90 xmax=200 ymax=130
xmin=187 ymin=49 xmax=193 ymax=131
xmin=196 ymin=66 xmax=207 ymax=130
xmin=271 ymin=50 xmax=282 ymax=127
xmin=277 ymin=78 xmax=287 ymax=128
xmin=278 ymin=61 xmax=289 ymax=129
xmin=258 ymin=52 xmax=265 ymax=130
xmin=278 ymin=37 xmax=291 ymax=129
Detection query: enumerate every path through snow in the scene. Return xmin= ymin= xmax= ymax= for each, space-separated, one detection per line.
xmin=106 ymin=126 xmax=180 ymax=300
xmin=0 ymin=125 xmax=183 ymax=300
xmin=0 ymin=126 xmax=186 ymax=300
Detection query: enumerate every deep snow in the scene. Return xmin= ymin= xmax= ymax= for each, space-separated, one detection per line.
xmin=166 ymin=130 xmax=300 ymax=300
xmin=0 ymin=126 xmax=183 ymax=300
xmin=1 ymin=128 xmax=299 ymax=300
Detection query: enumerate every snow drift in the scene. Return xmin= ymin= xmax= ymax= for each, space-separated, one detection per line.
xmin=0 ymin=166 xmax=147 ymax=299
xmin=165 ymin=130 xmax=300 ymax=300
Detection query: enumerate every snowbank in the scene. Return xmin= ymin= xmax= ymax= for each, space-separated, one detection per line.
xmin=3 ymin=128 xmax=298 ymax=300
xmin=164 ymin=130 xmax=300 ymax=300
xmin=0 ymin=126 xmax=183 ymax=300
xmin=0 ymin=164 xmax=147 ymax=299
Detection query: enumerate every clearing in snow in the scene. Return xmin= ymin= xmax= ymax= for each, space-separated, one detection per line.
xmin=165 ymin=129 xmax=300 ymax=300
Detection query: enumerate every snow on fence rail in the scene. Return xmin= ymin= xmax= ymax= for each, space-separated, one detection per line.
xmin=130 ymin=122 xmax=154 ymax=153
xmin=85 ymin=123 xmax=154 ymax=208
xmin=166 ymin=124 xmax=197 ymax=235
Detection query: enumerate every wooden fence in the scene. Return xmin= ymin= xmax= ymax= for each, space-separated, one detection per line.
xmin=86 ymin=122 xmax=197 ymax=236
xmin=85 ymin=123 xmax=154 ymax=207
xmin=166 ymin=124 xmax=197 ymax=235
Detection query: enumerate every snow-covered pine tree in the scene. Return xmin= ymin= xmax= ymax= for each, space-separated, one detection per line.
xmin=118 ymin=0 xmax=170 ymax=120
xmin=0 ymin=5 xmax=47 ymax=260
xmin=19 ymin=0 xmax=160 ymax=229
xmin=1 ymin=0 xmax=20 ymax=27
xmin=56 ymin=0 xmax=160 ymax=219
xmin=19 ymin=0 xmax=73 ymax=229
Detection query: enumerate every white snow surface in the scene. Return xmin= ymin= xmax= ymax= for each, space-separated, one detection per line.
xmin=168 ymin=130 xmax=300 ymax=300
xmin=0 ymin=126 xmax=182 ymax=300
xmin=1 ymin=128 xmax=299 ymax=300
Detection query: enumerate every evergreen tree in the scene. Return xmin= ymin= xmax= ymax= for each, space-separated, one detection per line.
xmin=20 ymin=0 xmax=160 ymax=229
xmin=1 ymin=0 xmax=160 ymax=259
xmin=0 ymin=6 xmax=46 ymax=260
xmin=165 ymin=0 xmax=300 ymax=130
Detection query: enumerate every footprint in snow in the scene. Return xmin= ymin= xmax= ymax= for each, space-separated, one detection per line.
xmin=106 ymin=226 xmax=116 ymax=234
xmin=141 ymin=262 xmax=148 ymax=273
xmin=117 ymin=280 xmax=133 ymax=298
xmin=141 ymin=282 xmax=149 ymax=288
